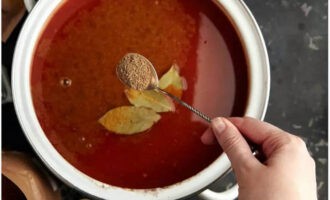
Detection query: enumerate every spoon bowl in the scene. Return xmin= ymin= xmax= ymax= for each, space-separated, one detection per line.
xmin=116 ymin=53 xmax=159 ymax=91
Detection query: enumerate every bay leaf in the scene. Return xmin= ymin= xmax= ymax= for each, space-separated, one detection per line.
xmin=98 ymin=106 xmax=161 ymax=135
xmin=159 ymin=64 xmax=185 ymax=90
xmin=125 ymin=89 xmax=175 ymax=112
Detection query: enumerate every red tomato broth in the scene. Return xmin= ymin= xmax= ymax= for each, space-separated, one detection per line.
xmin=31 ymin=0 xmax=248 ymax=189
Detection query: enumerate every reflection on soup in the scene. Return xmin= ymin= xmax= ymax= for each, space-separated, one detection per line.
xmin=31 ymin=0 xmax=248 ymax=189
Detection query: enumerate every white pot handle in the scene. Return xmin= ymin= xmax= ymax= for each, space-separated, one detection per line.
xmin=199 ymin=184 xmax=238 ymax=200
xmin=23 ymin=0 xmax=36 ymax=12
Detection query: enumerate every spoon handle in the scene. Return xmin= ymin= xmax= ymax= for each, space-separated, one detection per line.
xmin=156 ymin=87 xmax=265 ymax=161
xmin=156 ymin=88 xmax=211 ymax=123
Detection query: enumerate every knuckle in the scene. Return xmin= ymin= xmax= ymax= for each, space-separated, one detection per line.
xmin=293 ymin=136 xmax=307 ymax=147
xmin=280 ymin=134 xmax=305 ymax=149
xmin=264 ymin=133 xmax=308 ymax=154
xmin=309 ymin=156 xmax=316 ymax=169
xmin=266 ymin=133 xmax=290 ymax=150
xmin=221 ymin=134 xmax=241 ymax=152
xmin=281 ymin=135 xmax=312 ymax=156
xmin=291 ymin=136 xmax=309 ymax=153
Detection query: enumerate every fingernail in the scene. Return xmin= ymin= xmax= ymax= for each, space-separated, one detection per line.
xmin=211 ymin=117 xmax=226 ymax=134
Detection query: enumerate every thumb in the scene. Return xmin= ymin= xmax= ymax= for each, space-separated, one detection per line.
xmin=211 ymin=117 xmax=259 ymax=172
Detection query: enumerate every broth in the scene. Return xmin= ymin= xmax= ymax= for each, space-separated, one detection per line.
xmin=31 ymin=0 xmax=248 ymax=189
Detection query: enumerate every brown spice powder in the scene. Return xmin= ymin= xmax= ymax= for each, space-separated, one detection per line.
xmin=117 ymin=53 xmax=153 ymax=90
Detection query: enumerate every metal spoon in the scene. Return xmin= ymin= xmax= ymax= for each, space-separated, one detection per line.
xmin=116 ymin=53 xmax=211 ymax=123
xmin=116 ymin=53 xmax=265 ymax=161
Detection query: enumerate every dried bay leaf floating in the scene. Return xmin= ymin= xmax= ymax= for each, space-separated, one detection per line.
xmin=163 ymin=84 xmax=183 ymax=99
xmin=125 ymin=89 xmax=175 ymax=112
xmin=159 ymin=64 xmax=186 ymax=98
xmin=98 ymin=106 xmax=161 ymax=134
xmin=99 ymin=63 xmax=186 ymax=135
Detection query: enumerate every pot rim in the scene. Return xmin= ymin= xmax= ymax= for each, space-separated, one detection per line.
xmin=12 ymin=0 xmax=270 ymax=199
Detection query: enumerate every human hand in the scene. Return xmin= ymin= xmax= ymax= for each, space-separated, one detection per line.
xmin=201 ymin=117 xmax=317 ymax=200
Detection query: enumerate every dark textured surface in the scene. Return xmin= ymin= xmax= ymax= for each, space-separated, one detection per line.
xmin=247 ymin=0 xmax=327 ymax=199
xmin=2 ymin=0 xmax=327 ymax=199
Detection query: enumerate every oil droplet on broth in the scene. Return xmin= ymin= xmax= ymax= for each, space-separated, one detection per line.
xmin=60 ymin=77 xmax=72 ymax=87
xmin=142 ymin=173 xmax=148 ymax=178
xmin=79 ymin=136 xmax=86 ymax=142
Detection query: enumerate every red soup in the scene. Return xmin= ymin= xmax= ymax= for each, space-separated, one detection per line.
xmin=31 ymin=0 xmax=248 ymax=189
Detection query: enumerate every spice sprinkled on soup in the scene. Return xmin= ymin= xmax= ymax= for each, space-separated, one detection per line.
xmin=31 ymin=0 xmax=248 ymax=189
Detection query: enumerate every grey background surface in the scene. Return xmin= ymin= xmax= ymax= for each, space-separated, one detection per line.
xmin=247 ymin=0 xmax=327 ymax=199
xmin=2 ymin=0 xmax=327 ymax=199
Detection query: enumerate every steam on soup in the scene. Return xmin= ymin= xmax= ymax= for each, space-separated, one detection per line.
xmin=31 ymin=0 xmax=248 ymax=189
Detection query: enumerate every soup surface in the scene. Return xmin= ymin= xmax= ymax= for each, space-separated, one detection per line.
xmin=31 ymin=0 xmax=248 ymax=189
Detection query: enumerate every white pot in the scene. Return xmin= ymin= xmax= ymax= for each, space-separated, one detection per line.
xmin=13 ymin=0 xmax=270 ymax=199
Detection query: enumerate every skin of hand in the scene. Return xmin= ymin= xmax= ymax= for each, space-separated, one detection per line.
xmin=201 ymin=117 xmax=317 ymax=200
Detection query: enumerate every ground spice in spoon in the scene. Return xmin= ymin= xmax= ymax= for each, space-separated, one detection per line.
xmin=116 ymin=53 xmax=153 ymax=90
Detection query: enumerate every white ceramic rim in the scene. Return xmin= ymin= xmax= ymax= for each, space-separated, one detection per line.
xmin=12 ymin=0 xmax=270 ymax=199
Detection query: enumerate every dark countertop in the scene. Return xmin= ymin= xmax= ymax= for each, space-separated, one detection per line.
xmin=2 ymin=0 xmax=327 ymax=199
xmin=248 ymin=0 xmax=327 ymax=199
